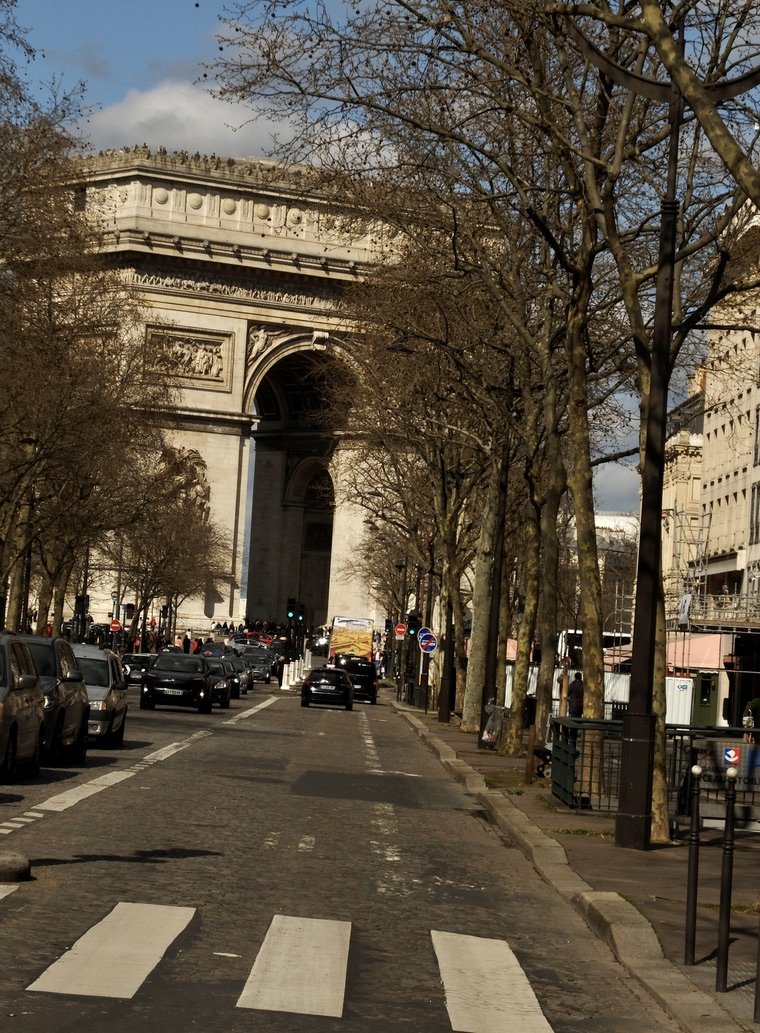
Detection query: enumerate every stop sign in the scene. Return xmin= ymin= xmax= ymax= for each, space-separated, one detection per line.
xmin=110 ymin=619 xmax=121 ymax=632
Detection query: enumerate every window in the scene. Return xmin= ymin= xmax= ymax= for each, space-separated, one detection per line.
xmin=754 ymin=406 xmax=760 ymax=466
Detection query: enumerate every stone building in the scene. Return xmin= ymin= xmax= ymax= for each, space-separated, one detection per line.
xmin=80 ymin=148 xmax=386 ymax=632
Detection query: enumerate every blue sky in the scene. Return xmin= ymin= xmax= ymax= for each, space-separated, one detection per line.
xmin=13 ymin=0 xmax=641 ymax=513
xmin=15 ymin=0 xmax=276 ymax=156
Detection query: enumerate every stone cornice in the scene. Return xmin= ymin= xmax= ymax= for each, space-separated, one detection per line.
xmin=78 ymin=150 xmax=387 ymax=281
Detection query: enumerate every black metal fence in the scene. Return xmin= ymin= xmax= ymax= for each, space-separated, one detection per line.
xmin=550 ymin=718 xmax=759 ymax=821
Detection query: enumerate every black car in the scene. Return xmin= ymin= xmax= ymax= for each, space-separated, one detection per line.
xmin=20 ymin=635 xmax=90 ymax=764
xmin=204 ymin=658 xmax=235 ymax=708
xmin=140 ymin=654 xmax=215 ymax=713
xmin=301 ymin=667 xmax=354 ymax=710
xmin=122 ymin=652 xmax=158 ymax=686
xmin=242 ymin=646 xmax=273 ymax=684
xmin=227 ymin=654 xmax=251 ymax=694
xmin=338 ymin=657 xmax=378 ymax=704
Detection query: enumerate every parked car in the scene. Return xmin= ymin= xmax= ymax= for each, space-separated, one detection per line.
xmin=121 ymin=653 xmax=158 ymax=686
xmin=242 ymin=646 xmax=273 ymax=684
xmin=301 ymin=667 xmax=354 ymax=710
xmin=337 ymin=656 xmax=378 ymax=704
xmin=72 ymin=644 xmax=129 ymax=746
xmin=204 ymin=658 xmax=234 ymax=708
xmin=0 ymin=633 xmax=45 ymax=780
xmin=20 ymin=635 xmax=90 ymax=764
xmin=140 ymin=653 xmax=215 ymax=713
xmin=227 ymin=654 xmax=251 ymax=694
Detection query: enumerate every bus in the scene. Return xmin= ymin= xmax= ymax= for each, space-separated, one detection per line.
xmin=557 ymin=628 xmax=632 ymax=667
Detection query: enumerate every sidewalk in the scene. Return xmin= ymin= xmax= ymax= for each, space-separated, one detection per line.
xmin=392 ymin=696 xmax=760 ymax=1033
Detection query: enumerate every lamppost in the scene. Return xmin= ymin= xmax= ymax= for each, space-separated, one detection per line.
xmin=568 ymin=16 xmax=760 ymax=849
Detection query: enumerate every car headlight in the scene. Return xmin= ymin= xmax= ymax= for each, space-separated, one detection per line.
xmin=89 ymin=700 xmax=108 ymax=711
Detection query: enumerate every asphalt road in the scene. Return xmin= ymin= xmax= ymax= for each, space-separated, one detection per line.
xmin=0 ymin=684 xmax=683 ymax=1032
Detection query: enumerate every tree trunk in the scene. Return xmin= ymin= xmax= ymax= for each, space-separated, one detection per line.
xmin=461 ymin=460 xmax=500 ymax=731
xmin=651 ymin=571 xmax=671 ymax=843
xmin=499 ymin=503 xmax=540 ymax=755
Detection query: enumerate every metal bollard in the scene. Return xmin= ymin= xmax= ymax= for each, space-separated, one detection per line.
xmin=684 ymin=764 xmax=702 ymax=966
xmin=716 ymin=765 xmax=738 ymax=993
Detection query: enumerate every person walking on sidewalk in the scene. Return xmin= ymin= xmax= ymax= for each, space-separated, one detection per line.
xmin=567 ymin=672 xmax=584 ymax=718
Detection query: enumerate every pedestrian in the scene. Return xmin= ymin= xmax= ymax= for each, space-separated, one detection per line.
xmin=183 ymin=632 xmax=191 ymax=654
xmin=567 ymin=671 xmax=584 ymax=718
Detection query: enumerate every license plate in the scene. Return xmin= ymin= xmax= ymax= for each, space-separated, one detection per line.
xmin=161 ymin=688 xmax=184 ymax=696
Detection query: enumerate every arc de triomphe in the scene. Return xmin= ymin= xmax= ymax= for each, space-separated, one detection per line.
xmin=83 ymin=149 xmax=381 ymax=631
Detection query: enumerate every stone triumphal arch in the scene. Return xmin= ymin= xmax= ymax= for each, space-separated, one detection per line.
xmin=83 ymin=149 xmax=383 ymax=630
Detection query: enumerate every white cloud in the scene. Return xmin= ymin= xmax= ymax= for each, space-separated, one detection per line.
xmin=79 ymin=80 xmax=287 ymax=159
xmin=593 ymin=462 xmax=640 ymax=514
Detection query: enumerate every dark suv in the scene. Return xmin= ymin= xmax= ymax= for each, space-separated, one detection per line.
xmin=337 ymin=656 xmax=378 ymax=704
xmin=20 ymin=635 xmax=90 ymax=764
xmin=0 ymin=633 xmax=45 ymax=780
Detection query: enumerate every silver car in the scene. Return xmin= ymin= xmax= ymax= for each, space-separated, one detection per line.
xmin=72 ymin=645 xmax=129 ymax=746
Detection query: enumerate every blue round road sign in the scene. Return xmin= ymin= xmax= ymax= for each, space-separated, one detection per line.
xmin=417 ymin=627 xmax=438 ymax=654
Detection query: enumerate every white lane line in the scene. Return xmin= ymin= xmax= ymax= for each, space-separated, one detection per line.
xmin=27 ymin=902 xmax=195 ymax=999
xmin=0 ymin=885 xmax=19 ymax=900
xmin=431 ymin=930 xmax=554 ymax=1033
xmin=223 ymin=695 xmax=279 ymax=724
xmin=35 ymin=771 xmax=137 ymax=813
xmin=298 ymin=835 xmax=315 ymax=852
xmin=236 ymin=914 xmax=351 ymax=1017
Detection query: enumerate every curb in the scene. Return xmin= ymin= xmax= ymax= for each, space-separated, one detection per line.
xmin=396 ymin=705 xmax=749 ymax=1033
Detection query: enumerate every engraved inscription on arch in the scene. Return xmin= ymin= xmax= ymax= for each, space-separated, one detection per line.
xmin=146 ymin=327 xmax=232 ymax=392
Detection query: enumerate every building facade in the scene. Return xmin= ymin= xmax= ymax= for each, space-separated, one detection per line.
xmin=81 ymin=148 xmax=385 ymax=632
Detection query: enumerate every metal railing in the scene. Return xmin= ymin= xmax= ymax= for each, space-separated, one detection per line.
xmin=550 ymin=718 xmax=757 ymax=817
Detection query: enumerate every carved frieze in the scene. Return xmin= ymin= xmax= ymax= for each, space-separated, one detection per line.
xmin=146 ymin=326 xmax=233 ymax=392
xmin=131 ymin=267 xmax=339 ymax=309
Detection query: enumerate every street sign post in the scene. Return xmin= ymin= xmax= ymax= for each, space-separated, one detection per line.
xmin=394 ymin=622 xmax=407 ymax=640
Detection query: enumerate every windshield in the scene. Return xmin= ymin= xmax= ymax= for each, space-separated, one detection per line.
xmin=76 ymin=657 xmax=109 ymax=687
xmin=154 ymin=655 xmax=202 ymax=673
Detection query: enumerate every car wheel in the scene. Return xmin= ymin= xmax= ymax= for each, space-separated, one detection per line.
xmin=27 ymin=729 xmax=44 ymax=778
xmin=200 ymin=696 xmax=213 ymax=714
xmin=221 ymin=692 xmax=231 ymax=710
xmin=139 ymin=695 xmax=154 ymax=710
xmin=345 ymin=701 xmax=353 ymax=711
xmin=231 ymin=687 xmax=240 ymax=700
xmin=110 ymin=715 xmax=126 ymax=747
xmin=0 ymin=730 xmax=18 ymax=782
xmin=301 ymin=696 xmax=309 ymax=707
xmin=371 ymin=695 xmax=377 ymax=705
xmin=68 ymin=719 xmax=88 ymax=766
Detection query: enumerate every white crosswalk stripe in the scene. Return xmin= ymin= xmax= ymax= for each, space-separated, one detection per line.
xmin=237 ymin=914 xmax=351 ymax=1017
xmin=19 ymin=904 xmax=555 ymax=1029
xmin=26 ymin=902 xmax=195 ymax=999
xmin=432 ymin=929 xmax=554 ymax=1032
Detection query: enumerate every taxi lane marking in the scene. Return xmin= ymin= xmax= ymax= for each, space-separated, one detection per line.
xmin=223 ymin=695 xmax=278 ymax=724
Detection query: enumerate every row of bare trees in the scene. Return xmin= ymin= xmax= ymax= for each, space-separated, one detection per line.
xmin=0 ymin=2 xmax=230 ymax=642
xmin=213 ymin=0 xmax=760 ymax=841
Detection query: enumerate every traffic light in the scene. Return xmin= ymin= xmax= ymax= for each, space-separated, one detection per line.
xmin=286 ymin=597 xmax=296 ymax=619
xmin=297 ymin=603 xmax=305 ymax=622
xmin=406 ymin=611 xmax=422 ymax=636
xmin=125 ymin=603 xmax=135 ymax=620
